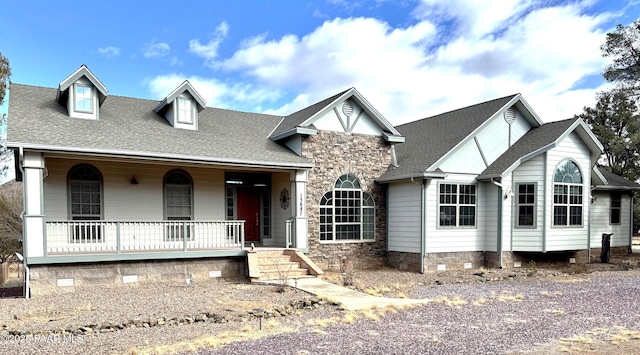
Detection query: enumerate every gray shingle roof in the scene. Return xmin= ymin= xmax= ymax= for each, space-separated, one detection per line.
xmin=478 ymin=118 xmax=577 ymax=179
xmin=380 ymin=94 xmax=518 ymax=181
xmin=269 ymin=89 xmax=349 ymax=139
xmin=7 ymin=84 xmax=311 ymax=168
xmin=595 ymin=167 xmax=640 ymax=190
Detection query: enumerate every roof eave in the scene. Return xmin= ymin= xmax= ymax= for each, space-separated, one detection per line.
xmin=269 ymin=127 xmax=318 ymax=142
xmin=376 ymin=171 xmax=447 ymax=183
xmin=382 ymin=131 xmax=405 ymax=143
xmin=592 ymin=185 xmax=640 ymax=191
xmin=8 ymin=142 xmax=314 ymax=169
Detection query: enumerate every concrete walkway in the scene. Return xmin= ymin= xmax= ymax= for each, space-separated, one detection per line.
xmin=277 ymin=277 xmax=429 ymax=311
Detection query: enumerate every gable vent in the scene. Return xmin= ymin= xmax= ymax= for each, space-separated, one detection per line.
xmin=342 ymin=101 xmax=353 ymax=117
xmin=504 ymin=107 xmax=516 ymax=124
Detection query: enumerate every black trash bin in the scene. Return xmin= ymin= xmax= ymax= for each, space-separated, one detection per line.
xmin=601 ymin=233 xmax=613 ymax=263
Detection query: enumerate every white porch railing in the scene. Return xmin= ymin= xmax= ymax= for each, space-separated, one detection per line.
xmin=45 ymin=220 xmax=245 ymax=254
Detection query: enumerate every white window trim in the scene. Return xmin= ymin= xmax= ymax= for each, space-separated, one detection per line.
xmin=176 ymin=97 xmax=194 ymax=124
xmin=437 ymin=182 xmax=477 ymax=229
xmin=552 ymin=160 xmax=584 ymax=228
xmin=74 ymin=83 xmax=94 ymax=114
xmin=610 ymin=192 xmax=622 ymax=225
xmin=515 ymin=182 xmax=537 ymax=229
xmin=319 ymin=175 xmax=376 ymax=243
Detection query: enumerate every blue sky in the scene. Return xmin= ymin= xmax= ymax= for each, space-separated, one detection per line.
xmin=1 ymin=0 xmax=638 ymax=126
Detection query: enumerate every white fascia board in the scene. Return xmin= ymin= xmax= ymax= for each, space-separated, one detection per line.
xmin=154 ymin=80 xmax=207 ymax=113
xmin=349 ymin=88 xmax=402 ymax=136
xmin=376 ymin=171 xmax=447 ymax=183
xmin=592 ymin=166 xmax=607 ymax=186
xmin=382 ymin=131 xmax=405 ymax=143
xmin=426 ymin=95 xmax=539 ymax=172
xmin=556 ymin=119 xmax=604 ymax=163
xmin=57 ymin=65 xmax=109 ymax=105
xmin=9 ymin=142 xmax=314 ymax=169
xmin=299 ymin=89 xmax=354 ymax=128
xmin=513 ymin=94 xmax=544 ymax=126
xmin=269 ymin=127 xmax=318 ymax=141
xmin=592 ymin=185 xmax=640 ymax=191
xmin=298 ymin=87 xmax=402 ymax=137
xmin=477 ymin=143 xmax=555 ymax=180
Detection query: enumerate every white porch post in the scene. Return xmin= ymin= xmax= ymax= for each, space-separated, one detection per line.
xmin=22 ymin=151 xmax=46 ymax=258
xmin=291 ymin=169 xmax=308 ymax=249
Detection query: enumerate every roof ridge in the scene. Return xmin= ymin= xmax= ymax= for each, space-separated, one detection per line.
xmin=397 ymin=93 xmax=519 ymax=128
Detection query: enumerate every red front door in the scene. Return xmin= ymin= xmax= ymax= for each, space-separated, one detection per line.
xmin=237 ymin=188 xmax=261 ymax=243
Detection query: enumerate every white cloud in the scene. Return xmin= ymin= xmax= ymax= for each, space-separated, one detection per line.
xmin=143 ymin=41 xmax=170 ymax=59
xmin=97 ymin=46 xmax=120 ymax=57
xmin=189 ymin=22 xmax=230 ymax=63
xmin=145 ymin=73 xmax=283 ymax=111
xmin=150 ymin=0 xmax=618 ymax=124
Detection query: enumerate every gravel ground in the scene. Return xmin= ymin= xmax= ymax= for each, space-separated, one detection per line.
xmin=2 ymin=254 xmax=640 ymax=354
xmin=203 ymin=270 xmax=640 ymax=355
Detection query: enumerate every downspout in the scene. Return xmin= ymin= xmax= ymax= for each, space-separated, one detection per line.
xmin=588 ymin=187 xmax=595 ymax=263
xmin=630 ymin=193 xmax=634 ymax=254
xmin=421 ymin=179 xmax=426 ymax=274
xmin=411 ymin=177 xmax=427 ymax=274
xmin=18 ymin=146 xmax=30 ymax=298
xmin=490 ymin=178 xmax=503 ymax=269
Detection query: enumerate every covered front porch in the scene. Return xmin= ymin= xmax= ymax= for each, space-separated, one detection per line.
xmin=21 ymin=152 xmax=311 ymax=264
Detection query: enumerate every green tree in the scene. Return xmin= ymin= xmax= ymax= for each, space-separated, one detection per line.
xmin=576 ymin=89 xmax=640 ymax=180
xmin=601 ymin=19 xmax=640 ymax=91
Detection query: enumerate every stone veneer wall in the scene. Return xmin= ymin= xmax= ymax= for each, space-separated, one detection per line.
xmin=388 ymin=248 xmax=630 ymax=273
xmin=301 ymin=130 xmax=392 ymax=270
xmin=29 ymin=258 xmax=246 ymax=296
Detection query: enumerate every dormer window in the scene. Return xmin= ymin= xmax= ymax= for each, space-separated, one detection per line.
xmin=176 ymin=96 xmax=194 ymax=124
xmin=74 ymin=84 xmax=94 ymax=113
xmin=56 ymin=65 xmax=108 ymax=120
xmin=153 ymin=80 xmax=206 ymax=131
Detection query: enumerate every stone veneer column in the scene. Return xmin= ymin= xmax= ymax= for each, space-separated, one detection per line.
xmin=301 ymin=130 xmax=392 ymax=270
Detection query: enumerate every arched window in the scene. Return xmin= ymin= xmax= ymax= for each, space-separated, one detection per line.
xmin=68 ymin=164 xmax=102 ymax=220
xmin=553 ymin=160 xmax=583 ymax=226
xmin=319 ymin=174 xmax=375 ymax=241
xmin=164 ymin=170 xmax=193 ymax=221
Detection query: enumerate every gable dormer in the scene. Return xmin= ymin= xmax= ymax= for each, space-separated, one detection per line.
xmin=56 ymin=65 xmax=108 ymax=120
xmin=153 ymin=81 xmax=206 ymax=131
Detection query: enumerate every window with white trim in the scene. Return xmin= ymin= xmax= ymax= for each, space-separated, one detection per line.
xmin=164 ymin=170 xmax=193 ymax=241
xmin=517 ymin=183 xmax=536 ymax=227
xmin=438 ymin=183 xmax=476 ymax=227
xmin=553 ymin=160 xmax=583 ymax=226
xmin=74 ymin=84 xmax=93 ymax=113
xmin=68 ymin=164 xmax=102 ymax=242
xmin=176 ymin=97 xmax=194 ymax=124
xmin=610 ymin=192 xmax=622 ymax=225
xmin=319 ymin=174 xmax=375 ymax=241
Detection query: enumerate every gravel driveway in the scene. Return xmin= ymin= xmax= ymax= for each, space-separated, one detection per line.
xmin=202 ymin=270 xmax=640 ymax=355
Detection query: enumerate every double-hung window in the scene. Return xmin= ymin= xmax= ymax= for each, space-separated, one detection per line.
xmin=319 ymin=174 xmax=375 ymax=241
xmin=74 ymin=84 xmax=93 ymax=113
xmin=68 ymin=164 xmax=102 ymax=242
xmin=176 ymin=97 xmax=194 ymax=124
xmin=438 ymin=183 xmax=476 ymax=227
xmin=517 ymin=183 xmax=536 ymax=227
xmin=610 ymin=192 xmax=622 ymax=225
xmin=164 ymin=170 xmax=193 ymax=241
xmin=552 ymin=160 xmax=583 ymax=226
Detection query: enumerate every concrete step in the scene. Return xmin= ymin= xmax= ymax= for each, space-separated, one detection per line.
xmin=258 ymin=269 xmax=309 ymax=280
xmin=258 ymin=262 xmax=301 ymax=272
